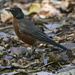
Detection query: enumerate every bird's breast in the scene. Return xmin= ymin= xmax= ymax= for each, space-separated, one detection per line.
xmin=13 ymin=18 xmax=35 ymax=45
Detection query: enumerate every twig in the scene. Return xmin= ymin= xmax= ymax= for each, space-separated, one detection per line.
xmin=57 ymin=62 xmax=67 ymax=72
xmin=26 ymin=61 xmax=56 ymax=73
xmin=0 ymin=25 xmax=13 ymax=31
xmin=12 ymin=61 xmax=40 ymax=69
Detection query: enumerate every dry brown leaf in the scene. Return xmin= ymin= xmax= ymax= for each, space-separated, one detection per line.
xmin=37 ymin=2 xmax=61 ymax=18
xmin=1 ymin=13 xmax=13 ymax=23
xmin=53 ymin=36 xmax=62 ymax=42
xmin=47 ymin=53 xmax=66 ymax=62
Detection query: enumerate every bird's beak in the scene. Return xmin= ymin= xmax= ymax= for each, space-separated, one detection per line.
xmin=5 ymin=9 xmax=11 ymax=12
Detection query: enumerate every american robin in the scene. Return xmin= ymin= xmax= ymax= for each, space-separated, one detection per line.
xmin=6 ymin=7 xmax=72 ymax=54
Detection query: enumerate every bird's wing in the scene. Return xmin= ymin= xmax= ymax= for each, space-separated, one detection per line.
xmin=18 ymin=18 xmax=50 ymax=42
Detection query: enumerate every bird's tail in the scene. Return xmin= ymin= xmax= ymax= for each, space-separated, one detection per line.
xmin=47 ymin=38 xmax=72 ymax=53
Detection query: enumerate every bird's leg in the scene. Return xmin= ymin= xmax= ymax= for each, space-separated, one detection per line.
xmin=26 ymin=45 xmax=36 ymax=60
xmin=32 ymin=45 xmax=36 ymax=55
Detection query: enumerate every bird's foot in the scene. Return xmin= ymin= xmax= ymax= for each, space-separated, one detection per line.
xmin=26 ymin=52 xmax=41 ymax=61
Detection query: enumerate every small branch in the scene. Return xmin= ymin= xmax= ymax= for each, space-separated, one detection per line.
xmin=57 ymin=62 xmax=67 ymax=72
xmin=26 ymin=61 xmax=56 ymax=73
xmin=12 ymin=61 xmax=40 ymax=69
xmin=0 ymin=25 xmax=13 ymax=31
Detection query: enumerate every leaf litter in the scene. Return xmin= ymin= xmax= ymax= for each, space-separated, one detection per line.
xmin=0 ymin=0 xmax=75 ymax=75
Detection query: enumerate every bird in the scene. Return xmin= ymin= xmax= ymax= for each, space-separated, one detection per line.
xmin=6 ymin=7 xmax=72 ymax=55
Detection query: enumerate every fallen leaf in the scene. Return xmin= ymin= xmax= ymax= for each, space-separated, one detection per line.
xmin=1 ymin=72 xmax=19 ymax=75
xmin=33 ymin=72 xmax=56 ymax=75
xmin=10 ymin=47 xmax=30 ymax=55
xmin=47 ymin=53 xmax=66 ymax=62
xmin=1 ymin=9 xmax=13 ymax=23
xmin=0 ymin=32 xmax=11 ymax=41
xmin=29 ymin=3 xmax=41 ymax=14
xmin=43 ymin=23 xmax=63 ymax=30
xmin=57 ymin=65 xmax=75 ymax=72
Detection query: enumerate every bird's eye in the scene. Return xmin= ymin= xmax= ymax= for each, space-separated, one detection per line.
xmin=11 ymin=9 xmax=15 ymax=11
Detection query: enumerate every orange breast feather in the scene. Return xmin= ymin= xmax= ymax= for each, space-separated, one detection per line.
xmin=13 ymin=18 xmax=35 ymax=45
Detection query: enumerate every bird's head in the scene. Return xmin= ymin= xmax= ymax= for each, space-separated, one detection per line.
xmin=6 ymin=7 xmax=24 ymax=19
